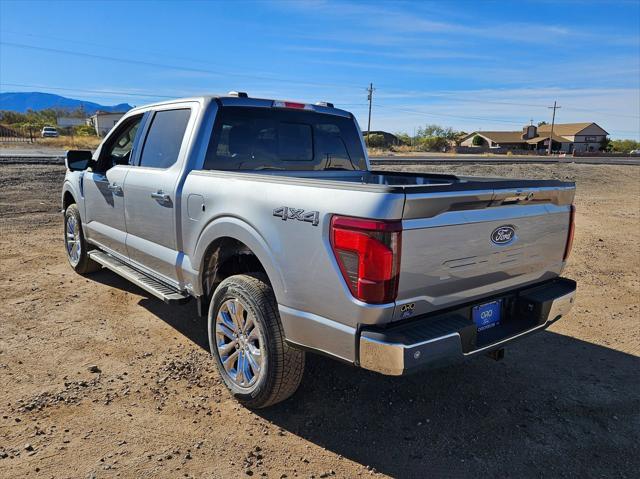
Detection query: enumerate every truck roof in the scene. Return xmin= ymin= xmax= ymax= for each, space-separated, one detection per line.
xmin=128 ymin=94 xmax=351 ymax=118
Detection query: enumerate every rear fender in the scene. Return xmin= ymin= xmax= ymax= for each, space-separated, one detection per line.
xmin=192 ymin=216 xmax=286 ymax=300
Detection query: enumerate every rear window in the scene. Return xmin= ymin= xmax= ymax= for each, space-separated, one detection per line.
xmin=203 ymin=107 xmax=367 ymax=171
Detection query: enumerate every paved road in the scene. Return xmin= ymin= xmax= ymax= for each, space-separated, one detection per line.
xmin=1 ymin=147 xmax=639 ymax=166
xmin=0 ymin=147 xmax=67 ymax=157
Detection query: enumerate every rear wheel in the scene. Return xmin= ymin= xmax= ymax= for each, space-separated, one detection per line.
xmin=64 ymin=204 xmax=101 ymax=274
xmin=208 ymin=273 xmax=305 ymax=408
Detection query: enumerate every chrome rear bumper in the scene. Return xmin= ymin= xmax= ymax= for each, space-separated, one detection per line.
xmin=359 ymin=278 xmax=576 ymax=376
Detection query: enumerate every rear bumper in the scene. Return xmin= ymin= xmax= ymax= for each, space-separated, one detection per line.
xmin=359 ymin=277 xmax=576 ymax=376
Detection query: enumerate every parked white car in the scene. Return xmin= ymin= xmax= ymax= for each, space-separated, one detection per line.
xmin=41 ymin=126 xmax=59 ymax=138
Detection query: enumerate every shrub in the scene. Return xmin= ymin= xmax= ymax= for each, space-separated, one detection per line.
xmin=472 ymin=135 xmax=484 ymax=146
xmin=366 ymin=133 xmax=386 ymax=148
xmin=73 ymin=124 xmax=96 ymax=136
xmin=394 ymin=133 xmax=411 ymax=146
xmin=609 ymin=139 xmax=639 ymax=153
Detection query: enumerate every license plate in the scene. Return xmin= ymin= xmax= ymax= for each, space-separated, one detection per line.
xmin=472 ymin=300 xmax=502 ymax=331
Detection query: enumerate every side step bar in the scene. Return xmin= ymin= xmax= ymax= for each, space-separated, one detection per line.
xmin=88 ymin=251 xmax=191 ymax=304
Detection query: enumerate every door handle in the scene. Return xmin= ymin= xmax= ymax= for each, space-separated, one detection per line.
xmin=151 ymin=191 xmax=171 ymax=202
xmin=107 ymin=183 xmax=123 ymax=194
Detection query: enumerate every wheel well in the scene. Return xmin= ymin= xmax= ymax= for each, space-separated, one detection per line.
xmin=63 ymin=191 xmax=75 ymax=210
xmin=199 ymin=237 xmax=268 ymax=315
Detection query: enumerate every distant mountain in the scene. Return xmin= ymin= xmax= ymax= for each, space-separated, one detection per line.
xmin=0 ymin=92 xmax=133 ymax=114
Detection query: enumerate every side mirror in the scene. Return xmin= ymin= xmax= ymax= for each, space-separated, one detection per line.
xmin=65 ymin=150 xmax=94 ymax=171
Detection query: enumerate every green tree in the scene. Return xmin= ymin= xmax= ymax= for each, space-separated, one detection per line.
xmin=73 ymin=124 xmax=97 ymax=136
xmin=366 ymin=133 xmax=385 ymax=148
xmin=394 ymin=132 xmax=411 ymax=146
xmin=609 ymin=139 xmax=640 ymax=153
xmin=410 ymin=124 xmax=461 ymax=151
xmin=599 ymin=137 xmax=611 ymax=152
xmin=472 ymin=135 xmax=485 ymax=146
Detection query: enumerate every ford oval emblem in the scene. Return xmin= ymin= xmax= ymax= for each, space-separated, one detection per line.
xmin=491 ymin=225 xmax=516 ymax=245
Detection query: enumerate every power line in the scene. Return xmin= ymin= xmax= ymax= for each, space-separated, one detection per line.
xmin=374 ymin=102 xmax=529 ymax=126
xmin=378 ymin=90 xmax=640 ymax=119
xmin=0 ymin=82 xmax=178 ymax=100
xmin=2 ymin=35 xmax=638 ymax=120
xmin=2 ymin=82 xmax=637 ymax=135
xmin=2 ymin=36 xmax=638 ymax=121
xmin=0 ymin=41 xmax=366 ymax=92
xmin=0 ymin=83 xmax=371 ymax=112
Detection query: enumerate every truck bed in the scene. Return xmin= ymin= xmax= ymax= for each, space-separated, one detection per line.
xmin=203 ymin=168 xmax=573 ymax=194
xmin=189 ymin=168 xmax=574 ymax=323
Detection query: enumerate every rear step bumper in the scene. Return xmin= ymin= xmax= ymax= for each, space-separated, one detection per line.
xmin=359 ymin=277 xmax=576 ymax=376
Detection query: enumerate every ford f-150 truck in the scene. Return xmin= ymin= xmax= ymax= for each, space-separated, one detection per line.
xmin=61 ymin=93 xmax=576 ymax=408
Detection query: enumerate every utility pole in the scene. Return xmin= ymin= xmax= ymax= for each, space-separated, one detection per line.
xmin=547 ymin=101 xmax=561 ymax=155
xmin=366 ymin=83 xmax=374 ymax=145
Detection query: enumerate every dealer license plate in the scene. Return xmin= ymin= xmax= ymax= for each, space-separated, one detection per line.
xmin=472 ymin=300 xmax=502 ymax=331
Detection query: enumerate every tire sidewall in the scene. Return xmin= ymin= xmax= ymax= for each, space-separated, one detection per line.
xmin=64 ymin=205 xmax=84 ymax=269
xmin=208 ymin=276 xmax=276 ymax=404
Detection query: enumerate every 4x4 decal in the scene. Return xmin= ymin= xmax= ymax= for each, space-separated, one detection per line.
xmin=273 ymin=206 xmax=319 ymax=226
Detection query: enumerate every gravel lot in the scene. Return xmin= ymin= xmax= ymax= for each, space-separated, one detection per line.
xmin=1 ymin=162 xmax=638 ymax=478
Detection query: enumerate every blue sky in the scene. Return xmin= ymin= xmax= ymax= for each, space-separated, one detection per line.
xmin=1 ymin=0 xmax=639 ymax=138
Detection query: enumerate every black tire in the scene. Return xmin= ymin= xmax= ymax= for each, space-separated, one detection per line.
xmin=208 ymin=273 xmax=305 ymax=408
xmin=63 ymin=204 xmax=101 ymax=274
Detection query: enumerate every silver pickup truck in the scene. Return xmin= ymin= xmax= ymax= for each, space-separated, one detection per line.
xmin=62 ymin=93 xmax=576 ymax=408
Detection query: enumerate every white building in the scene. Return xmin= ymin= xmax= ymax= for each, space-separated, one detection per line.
xmin=57 ymin=117 xmax=87 ymax=128
xmin=88 ymin=111 xmax=127 ymax=137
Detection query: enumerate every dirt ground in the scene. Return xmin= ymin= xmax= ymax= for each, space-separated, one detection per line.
xmin=1 ymin=162 xmax=639 ymax=479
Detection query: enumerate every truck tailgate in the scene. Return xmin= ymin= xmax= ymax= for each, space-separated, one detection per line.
xmin=395 ymin=182 xmax=575 ymax=320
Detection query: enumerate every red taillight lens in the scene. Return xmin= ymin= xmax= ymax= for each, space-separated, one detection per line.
xmin=272 ymin=100 xmax=309 ymax=109
xmin=563 ymin=205 xmax=576 ymax=261
xmin=330 ymin=215 xmax=402 ymax=304
xmin=283 ymin=101 xmax=306 ymax=109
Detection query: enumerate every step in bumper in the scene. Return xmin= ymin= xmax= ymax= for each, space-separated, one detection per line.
xmin=359 ymin=278 xmax=576 ymax=376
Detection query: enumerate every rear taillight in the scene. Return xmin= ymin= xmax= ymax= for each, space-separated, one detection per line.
xmin=330 ymin=215 xmax=402 ymax=304
xmin=563 ymin=205 xmax=576 ymax=261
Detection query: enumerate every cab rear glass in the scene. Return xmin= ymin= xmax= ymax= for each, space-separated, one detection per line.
xmin=203 ymin=106 xmax=367 ymax=171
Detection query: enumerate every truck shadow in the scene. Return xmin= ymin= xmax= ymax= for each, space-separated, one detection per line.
xmin=91 ymin=271 xmax=640 ymax=478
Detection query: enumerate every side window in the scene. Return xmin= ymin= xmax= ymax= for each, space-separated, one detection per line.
xmin=139 ymin=109 xmax=191 ymax=169
xmin=103 ymin=116 xmax=142 ymax=168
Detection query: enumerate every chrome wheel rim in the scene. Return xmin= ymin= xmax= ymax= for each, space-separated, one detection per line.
xmin=215 ymin=298 xmax=264 ymax=389
xmin=65 ymin=215 xmax=81 ymax=265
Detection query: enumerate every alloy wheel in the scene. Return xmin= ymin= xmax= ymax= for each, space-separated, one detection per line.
xmin=65 ymin=215 xmax=81 ymax=265
xmin=215 ymin=298 xmax=264 ymax=389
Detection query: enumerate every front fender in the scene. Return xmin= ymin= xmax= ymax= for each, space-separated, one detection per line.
xmin=192 ymin=216 xmax=286 ymax=301
xmin=61 ymin=173 xmax=84 ymax=216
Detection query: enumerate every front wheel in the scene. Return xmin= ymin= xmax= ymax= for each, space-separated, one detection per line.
xmin=208 ymin=273 xmax=305 ymax=408
xmin=64 ymin=204 xmax=101 ymax=274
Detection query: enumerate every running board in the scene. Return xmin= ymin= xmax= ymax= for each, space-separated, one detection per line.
xmin=88 ymin=251 xmax=191 ymax=304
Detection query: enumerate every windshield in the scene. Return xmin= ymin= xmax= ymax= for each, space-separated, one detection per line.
xmin=203 ymin=106 xmax=367 ymax=171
